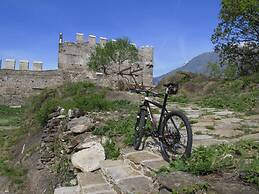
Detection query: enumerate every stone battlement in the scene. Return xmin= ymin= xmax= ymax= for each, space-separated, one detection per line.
xmin=59 ymin=32 xmax=153 ymax=48
xmin=58 ymin=33 xmax=153 ymax=86
xmin=1 ymin=59 xmax=43 ymax=71
xmin=0 ymin=32 xmax=154 ymax=106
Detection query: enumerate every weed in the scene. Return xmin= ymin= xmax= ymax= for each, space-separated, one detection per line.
xmin=161 ymin=140 xmax=259 ymax=187
xmin=168 ymin=95 xmax=189 ymax=104
xmin=172 ymin=183 xmax=210 ymax=194
xmin=190 ymin=120 xmax=198 ymax=124
xmin=194 ymin=131 xmax=203 ymax=135
xmin=103 ymin=140 xmax=120 ymax=160
xmin=93 ymin=115 xmax=135 ymax=146
xmin=205 ymin=126 xmax=215 ymax=130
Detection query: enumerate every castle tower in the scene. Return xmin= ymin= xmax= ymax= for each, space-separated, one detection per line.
xmin=139 ymin=46 xmax=154 ymax=87
xmin=58 ymin=33 xmax=96 ymax=71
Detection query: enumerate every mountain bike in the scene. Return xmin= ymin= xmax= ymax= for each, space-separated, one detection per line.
xmin=132 ymin=83 xmax=192 ymax=162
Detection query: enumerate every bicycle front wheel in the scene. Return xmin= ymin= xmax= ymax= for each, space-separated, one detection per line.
xmin=133 ymin=108 xmax=147 ymax=150
xmin=161 ymin=110 xmax=192 ymax=161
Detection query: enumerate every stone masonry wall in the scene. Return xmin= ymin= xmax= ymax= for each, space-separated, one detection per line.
xmin=58 ymin=33 xmax=153 ymax=87
xmin=0 ymin=70 xmax=62 ymax=105
xmin=0 ymin=33 xmax=154 ymax=106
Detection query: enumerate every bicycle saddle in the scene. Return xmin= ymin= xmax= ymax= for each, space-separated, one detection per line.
xmin=163 ymin=83 xmax=179 ymax=95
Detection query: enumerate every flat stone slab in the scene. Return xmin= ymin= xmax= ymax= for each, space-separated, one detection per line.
xmin=71 ymin=141 xmax=105 ymax=172
xmin=210 ymin=129 xmax=244 ymax=138
xmin=116 ymin=176 xmax=157 ymax=194
xmin=211 ymin=182 xmax=259 ymax=194
xmin=125 ymin=151 xmax=161 ymax=164
xmin=54 ymin=186 xmax=80 ymax=194
xmin=157 ymin=171 xmax=206 ymax=193
xmin=67 ymin=116 xmax=94 ymax=133
xmin=78 ymin=171 xmax=116 ymax=194
xmin=231 ymin=133 xmax=259 ymax=143
xmin=141 ymin=159 xmax=168 ymax=172
xmin=102 ymin=164 xmax=140 ymax=181
xmin=214 ymin=111 xmax=234 ymax=117
xmin=192 ymin=121 xmax=215 ymax=128
xmin=78 ymin=171 xmax=107 ymax=186
xmin=193 ymin=139 xmax=229 ymax=147
xmin=193 ymin=135 xmax=214 ymax=140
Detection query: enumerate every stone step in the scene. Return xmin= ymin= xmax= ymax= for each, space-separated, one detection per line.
xmin=124 ymin=151 xmax=168 ymax=175
xmin=77 ymin=171 xmax=116 ymax=194
xmin=54 ymin=186 xmax=80 ymax=194
xmin=100 ymin=160 xmax=158 ymax=194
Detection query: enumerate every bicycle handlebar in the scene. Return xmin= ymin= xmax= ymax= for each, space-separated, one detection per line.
xmin=130 ymin=88 xmax=164 ymax=97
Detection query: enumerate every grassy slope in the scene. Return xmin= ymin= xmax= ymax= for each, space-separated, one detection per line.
xmin=159 ymin=140 xmax=259 ymax=188
xmin=157 ymin=72 xmax=259 ymax=114
xmin=0 ymin=105 xmax=27 ymax=188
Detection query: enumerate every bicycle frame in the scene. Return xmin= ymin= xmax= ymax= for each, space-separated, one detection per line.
xmin=141 ymin=89 xmax=170 ymax=132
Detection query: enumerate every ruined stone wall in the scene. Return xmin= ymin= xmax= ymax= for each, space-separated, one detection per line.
xmin=0 ymin=70 xmax=62 ymax=105
xmin=0 ymin=33 xmax=154 ymax=106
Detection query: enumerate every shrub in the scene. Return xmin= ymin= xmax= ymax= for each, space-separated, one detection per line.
xmin=24 ymin=82 xmax=135 ymax=126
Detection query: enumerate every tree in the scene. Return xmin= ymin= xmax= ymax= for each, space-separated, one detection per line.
xmin=223 ymin=63 xmax=238 ymax=79
xmin=211 ymin=0 xmax=259 ymax=75
xmin=88 ymin=38 xmax=138 ymax=74
xmin=207 ymin=62 xmax=222 ymax=78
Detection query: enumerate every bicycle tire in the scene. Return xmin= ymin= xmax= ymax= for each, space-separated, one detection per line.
xmin=160 ymin=110 xmax=192 ymax=161
xmin=133 ymin=108 xmax=146 ymax=150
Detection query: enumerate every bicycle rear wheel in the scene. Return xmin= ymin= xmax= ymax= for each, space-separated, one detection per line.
xmin=161 ymin=110 xmax=192 ymax=161
xmin=133 ymin=108 xmax=147 ymax=150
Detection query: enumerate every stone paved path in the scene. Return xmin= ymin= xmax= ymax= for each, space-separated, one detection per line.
xmin=55 ymin=150 xmax=167 ymax=194
xmin=54 ymin=103 xmax=259 ymax=194
xmin=168 ymin=103 xmax=259 ymax=147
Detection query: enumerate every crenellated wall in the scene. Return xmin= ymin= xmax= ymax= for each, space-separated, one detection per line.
xmin=0 ymin=32 xmax=154 ymax=106
xmin=58 ymin=33 xmax=153 ymax=87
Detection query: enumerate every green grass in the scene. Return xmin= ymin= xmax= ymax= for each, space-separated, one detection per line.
xmin=24 ymin=82 xmax=135 ymax=126
xmin=103 ymin=140 xmax=120 ymax=160
xmin=168 ymin=95 xmax=189 ymax=104
xmin=197 ymin=92 xmax=257 ymax=112
xmin=93 ymin=115 xmax=136 ymax=146
xmin=160 ymin=140 xmax=259 ymax=187
xmin=196 ymin=73 xmax=259 ymax=113
xmin=0 ymin=105 xmax=27 ymax=188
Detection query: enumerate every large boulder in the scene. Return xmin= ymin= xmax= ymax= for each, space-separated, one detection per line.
xmin=67 ymin=116 xmax=94 ymax=133
xmin=71 ymin=141 xmax=105 ymax=172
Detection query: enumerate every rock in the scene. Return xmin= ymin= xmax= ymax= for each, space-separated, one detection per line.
xmin=60 ymin=108 xmax=66 ymax=115
xmin=157 ymin=171 xmax=207 ymax=193
xmin=100 ymin=160 xmax=157 ymax=193
xmin=126 ymin=151 xmax=161 ymax=164
xmin=77 ymin=172 xmax=116 ymax=194
xmin=67 ymin=116 xmax=94 ymax=133
xmin=48 ymin=111 xmax=60 ymax=119
xmin=54 ymin=186 xmax=80 ymax=194
xmin=57 ymin=115 xmax=66 ymax=119
xmin=69 ymin=179 xmax=77 ymax=186
xmin=68 ymin=108 xmax=84 ymax=119
xmin=47 ymin=117 xmax=61 ymax=128
xmin=71 ymin=141 xmax=105 ymax=172
xmin=117 ymin=176 xmax=157 ymax=194
xmin=210 ymin=182 xmax=259 ymax=194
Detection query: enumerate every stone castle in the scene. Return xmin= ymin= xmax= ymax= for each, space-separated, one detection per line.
xmin=0 ymin=33 xmax=153 ymax=105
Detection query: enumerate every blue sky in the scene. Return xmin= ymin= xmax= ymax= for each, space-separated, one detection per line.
xmin=0 ymin=0 xmax=220 ymax=76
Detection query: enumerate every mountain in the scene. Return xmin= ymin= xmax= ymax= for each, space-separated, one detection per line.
xmin=153 ymin=52 xmax=219 ymax=85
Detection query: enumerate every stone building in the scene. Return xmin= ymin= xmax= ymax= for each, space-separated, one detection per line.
xmin=0 ymin=33 xmax=154 ymax=105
